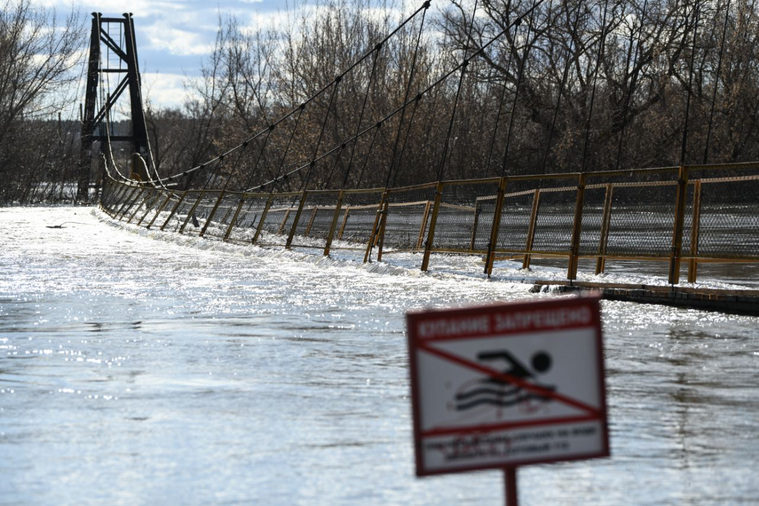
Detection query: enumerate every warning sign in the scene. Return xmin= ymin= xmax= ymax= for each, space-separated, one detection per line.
xmin=406 ymin=295 xmax=609 ymax=476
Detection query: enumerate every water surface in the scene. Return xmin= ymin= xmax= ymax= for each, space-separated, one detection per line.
xmin=1 ymin=207 xmax=757 ymax=505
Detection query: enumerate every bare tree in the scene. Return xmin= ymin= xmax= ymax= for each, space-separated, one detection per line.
xmin=0 ymin=0 xmax=84 ymax=204
xmin=143 ymin=0 xmax=759 ymax=192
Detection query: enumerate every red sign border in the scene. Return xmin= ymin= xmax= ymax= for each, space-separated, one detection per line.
xmin=406 ymin=295 xmax=609 ymax=477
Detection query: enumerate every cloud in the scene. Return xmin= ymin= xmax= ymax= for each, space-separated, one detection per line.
xmin=32 ymin=0 xmax=420 ymax=110
xmin=142 ymin=72 xmax=197 ymax=109
xmin=141 ymin=24 xmax=216 ymax=56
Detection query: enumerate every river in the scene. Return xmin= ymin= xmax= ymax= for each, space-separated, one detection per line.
xmin=1 ymin=207 xmax=757 ymax=505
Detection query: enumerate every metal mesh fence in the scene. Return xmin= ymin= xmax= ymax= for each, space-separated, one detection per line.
xmin=255 ymin=192 xmax=302 ymax=245
xmin=225 ymin=194 xmax=272 ymax=242
xmin=602 ymin=181 xmax=678 ymax=258
xmin=100 ymin=164 xmax=759 ymax=285
xmin=198 ymin=192 xmax=246 ymax=240
xmin=383 ymin=184 xmax=436 ymax=251
xmin=162 ymin=191 xmax=202 ymax=233
xmin=337 ymin=190 xmax=385 ymax=245
xmin=695 ymin=176 xmax=759 ymax=258
xmin=530 ymin=186 xmax=576 ymax=255
xmin=432 ymin=180 xmax=497 ymax=252
xmin=496 ymin=189 xmax=537 ymax=254
xmin=577 ymin=185 xmax=606 ymax=257
xmin=287 ymin=190 xmax=342 ymax=249
xmin=472 ymin=197 xmax=497 ymax=252
xmin=130 ymin=188 xmax=162 ymax=227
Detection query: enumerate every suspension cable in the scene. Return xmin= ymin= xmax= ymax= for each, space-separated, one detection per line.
xmin=384 ymin=1 xmax=431 ymax=188
xmin=341 ymin=43 xmax=383 ymax=188
xmin=680 ymin=0 xmax=701 ymax=166
xmin=541 ymin=0 xmax=582 ymax=174
xmin=484 ymin=29 xmax=518 ymax=178
xmin=614 ymin=0 xmax=649 ymax=170
xmin=244 ymin=0 xmax=544 ymax=192
xmin=500 ymin=0 xmax=540 ymax=178
xmin=580 ymin=0 xmax=611 ymax=173
xmin=703 ymin=0 xmax=731 ymax=164
xmin=152 ymin=1 xmax=433 ymax=189
xmin=299 ymin=74 xmax=342 ymax=191
xmin=435 ymin=0 xmax=481 ymax=182
xmin=252 ymin=103 xmax=306 ymax=193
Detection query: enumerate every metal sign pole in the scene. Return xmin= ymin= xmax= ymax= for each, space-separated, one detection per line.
xmin=504 ymin=467 xmax=518 ymax=506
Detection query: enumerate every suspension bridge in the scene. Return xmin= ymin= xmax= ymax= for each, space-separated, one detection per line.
xmin=84 ymin=2 xmax=759 ymax=314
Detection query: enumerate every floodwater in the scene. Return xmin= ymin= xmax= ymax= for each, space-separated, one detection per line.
xmin=1 ymin=207 xmax=757 ymax=505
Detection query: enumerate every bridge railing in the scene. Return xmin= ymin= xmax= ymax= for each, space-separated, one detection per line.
xmin=100 ymin=162 xmax=759 ymax=285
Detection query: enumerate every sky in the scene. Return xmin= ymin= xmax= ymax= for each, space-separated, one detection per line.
xmin=32 ymin=0 xmax=443 ymax=116
xmin=36 ymin=0 xmax=294 ymax=110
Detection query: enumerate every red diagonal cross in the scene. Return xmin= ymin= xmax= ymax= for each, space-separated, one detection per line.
xmin=418 ymin=341 xmax=601 ymax=417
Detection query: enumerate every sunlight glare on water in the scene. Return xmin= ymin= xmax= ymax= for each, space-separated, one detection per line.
xmin=1 ymin=207 xmax=757 ymax=505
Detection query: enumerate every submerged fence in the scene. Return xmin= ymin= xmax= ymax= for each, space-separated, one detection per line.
xmin=100 ymin=162 xmax=759 ymax=285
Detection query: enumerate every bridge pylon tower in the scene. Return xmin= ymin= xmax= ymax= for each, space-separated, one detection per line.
xmin=79 ymin=12 xmax=152 ymax=202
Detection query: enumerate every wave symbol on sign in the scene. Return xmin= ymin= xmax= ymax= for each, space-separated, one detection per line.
xmin=454 ymin=350 xmax=554 ymax=411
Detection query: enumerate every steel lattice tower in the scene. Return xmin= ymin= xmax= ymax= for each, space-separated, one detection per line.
xmin=79 ymin=13 xmax=152 ymax=202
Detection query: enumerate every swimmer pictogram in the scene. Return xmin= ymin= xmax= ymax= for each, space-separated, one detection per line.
xmin=454 ymin=350 xmax=554 ymax=411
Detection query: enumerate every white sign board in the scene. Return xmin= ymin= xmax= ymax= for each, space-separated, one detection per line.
xmin=406 ymin=295 xmax=609 ymax=476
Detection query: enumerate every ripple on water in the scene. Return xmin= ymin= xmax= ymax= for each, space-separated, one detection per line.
xmin=0 ymin=207 xmax=757 ymax=505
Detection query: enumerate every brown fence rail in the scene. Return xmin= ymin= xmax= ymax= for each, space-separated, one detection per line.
xmin=100 ymin=163 xmax=759 ymax=286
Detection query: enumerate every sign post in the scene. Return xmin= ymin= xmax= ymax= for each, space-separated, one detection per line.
xmin=406 ymin=295 xmax=609 ymax=504
xmin=504 ymin=467 xmax=517 ymax=506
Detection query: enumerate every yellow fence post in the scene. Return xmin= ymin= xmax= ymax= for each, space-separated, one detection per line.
xmin=127 ymin=187 xmax=153 ymax=224
xmin=113 ymin=183 xmax=136 ymax=218
xmin=146 ymin=191 xmax=174 ymax=229
xmin=116 ymin=185 xmax=142 ymax=220
xmin=98 ymin=180 xmax=110 ymax=215
xmin=200 ymin=190 xmax=227 ymax=237
xmin=135 ymin=188 xmax=160 ymax=226
xmin=416 ymin=200 xmax=432 ymax=251
xmin=160 ymin=190 xmax=188 ymax=231
xmin=567 ymin=173 xmax=587 ymax=280
xmin=218 ymin=196 xmax=238 ymax=228
xmin=484 ymin=177 xmax=507 ymax=277
xmin=421 ymin=182 xmax=444 ymax=272
xmin=223 ymin=196 xmax=246 ymax=242
xmin=595 ymin=183 xmax=614 ymax=274
xmin=286 ymin=191 xmax=309 ymax=249
xmin=323 ymin=190 xmax=345 ymax=256
xmin=116 ymin=185 xmax=140 ymax=220
xmin=304 ymin=207 xmax=319 ymax=237
xmin=469 ymin=205 xmax=481 ymax=252
xmin=687 ymin=179 xmax=702 ymax=283
xmin=522 ymin=188 xmax=541 ymax=270
xmin=376 ymin=195 xmax=391 ymax=262
xmin=363 ymin=191 xmax=388 ymax=263
xmin=252 ymin=194 xmax=275 ymax=245
xmin=277 ymin=209 xmax=291 ymax=234
xmin=111 ymin=182 xmax=128 ymax=212
xmin=338 ymin=207 xmax=351 ymax=240
xmin=669 ymin=166 xmax=689 ymax=285
xmin=179 ymin=190 xmax=206 ymax=234
xmin=110 ymin=183 xmax=130 ymax=217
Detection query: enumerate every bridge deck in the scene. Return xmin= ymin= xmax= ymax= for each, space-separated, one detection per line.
xmin=532 ymin=281 xmax=759 ymax=316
